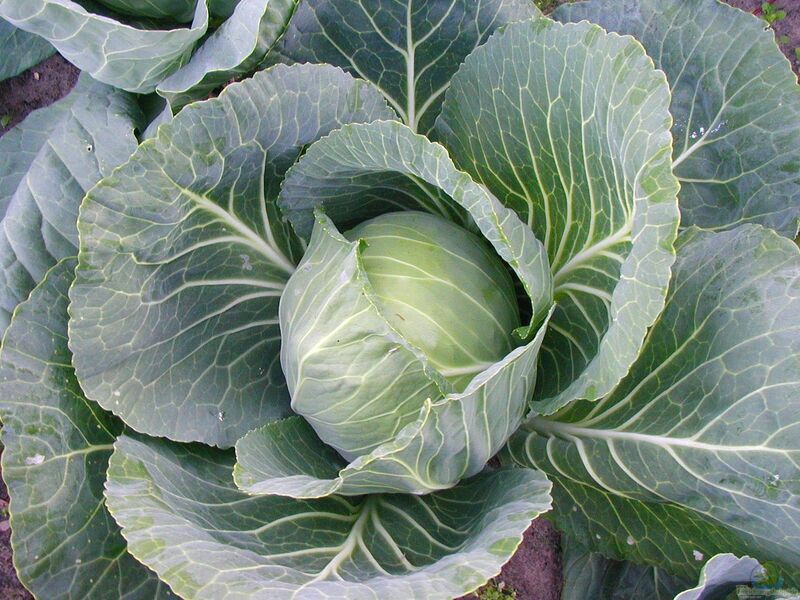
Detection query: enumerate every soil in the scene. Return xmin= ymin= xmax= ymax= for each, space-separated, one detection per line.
xmin=460 ymin=519 xmax=563 ymax=600
xmin=0 ymin=1 xmax=798 ymax=599
xmin=0 ymin=54 xmax=80 ymax=136
xmin=0 ymin=451 xmax=30 ymax=600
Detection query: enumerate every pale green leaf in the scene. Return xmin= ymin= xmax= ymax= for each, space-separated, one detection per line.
xmin=507 ymin=225 xmax=800 ymax=582
xmin=436 ymin=17 xmax=680 ymax=413
xmin=105 ymin=433 xmax=552 ymax=600
xmin=272 ymin=0 xmax=540 ymax=134
xmin=157 ymin=0 xmax=299 ymax=109
xmin=0 ymin=74 xmax=142 ymax=337
xmin=0 ymin=0 xmax=210 ymax=93
xmin=674 ymin=554 xmax=762 ymax=600
xmin=70 ymin=64 xmax=394 ymax=447
xmin=555 ymin=0 xmax=800 ymax=238
xmin=270 ymin=120 xmax=552 ymax=493
xmin=0 ymin=259 xmax=176 ymax=599
xmin=279 ymin=120 xmax=553 ymax=332
xmin=0 ymin=19 xmax=54 ymax=81
xmin=235 ymin=215 xmax=552 ymax=492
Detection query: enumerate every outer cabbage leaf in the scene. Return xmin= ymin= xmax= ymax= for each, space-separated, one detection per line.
xmin=436 ymin=18 xmax=680 ymax=413
xmin=673 ymin=554 xmax=763 ymax=600
xmin=507 ymin=225 xmax=800 ymax=583
xmin=0 ymin=74 xmax=141 ymax=337
xmin=0 ymin=0 xmax=210 ymax=93
xmin=555 ymin=0 xmax=800 ymax=238
xmin=271 ymin=0 xmax=540 ymax=134
xmin=0 ymin=259 xmax=176 ymax=599
xmin=70 ymin=64 xmax=394 ymax=447
xmin=0 ymin=20 xmax=54 ymax=81
xmin=562 ymin=548 xmax=760 ymax=600
xmin=104 ymin=433 xmax=552 ymax=600
xmin=156 ymin=0 xmax=299 ymax=109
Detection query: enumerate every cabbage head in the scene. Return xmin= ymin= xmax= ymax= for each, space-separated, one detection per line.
xmin=0 ymin=0 xmax=798 ymax=599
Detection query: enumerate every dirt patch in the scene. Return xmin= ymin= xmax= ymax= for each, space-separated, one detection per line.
xmin=460 ymin=519 xmax=563 ymax=600
xmin=727 ymin=0 xmax=800 ymax=76
xmin=0 ymin=453 xmax=31 ymax=600
xmin=0 ymin=54 xmax=79 ymax=137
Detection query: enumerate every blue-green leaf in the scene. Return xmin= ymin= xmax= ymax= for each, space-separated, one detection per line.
xmin=105 ymin=433 xmax=552 ymax=600
xmin=70 ymin=64 xmax=393 ymax=447
xmin=0 ymin=259 xmax=176 ymax=599
xmin=555 ymin=0 xmax=800 ymax=238
xmin=272 ymin=0 xmax=540 ymax=134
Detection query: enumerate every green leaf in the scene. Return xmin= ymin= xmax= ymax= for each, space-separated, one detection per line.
xmin=270 ymin=120 xmax=553 ymax=493
xmin=436 ymin=17 xmax=680 ymax=412
xmin=0 ymin=259 xmax=176 ymax=599
xmin=279 ymin=120 xmax=553 ymax=332
xmin=70 ymin=64 xmax=394 ymax=447
xmin=507 ymin=225 xmax=800 ymax=582
xmin=555 ymin=0 xmax=800 ymax=238
xmin=91 ymin=0 xmax=198 ymax=21
xmin=0 ymin=74 xmax=142 ymax=338
xmin=105 ymin=433 xmax=552 ymax=599
xmin=271 ymin=0 xmax=540 ymax=134
xmin=235 ymin=285 xmax=551 ymax=497
xmin=0 ymin=20 xmax=54 ymax=81
xmin=0 ymin=0 xmax=210 ymax=93
xmin=674 ymin=554 xmax=762 ymax=600
xmin=562 ymin=548 xmax=760 ymax=600
xmin=156 ymin=0 xmax=300 ymax=109
xmin=562 ymin=546 xmax=692 ymax=600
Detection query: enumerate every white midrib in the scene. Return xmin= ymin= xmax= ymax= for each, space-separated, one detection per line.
xmin=298 ymin=497 xmax=376 ymax=591
xmin=406 ymin=4 xmax=416 ymax=130
xmin=530 ymin=418 xmax=785 ymax=454
xmin=183 ymin=188 xmax=296 ymax=275
xmin=552 ymin=222 xmax=632 ymax=287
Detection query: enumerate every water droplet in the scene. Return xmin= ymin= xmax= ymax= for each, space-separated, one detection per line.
xmin=693 ymin=550 xmax=704 ymax=561
xmin=595 ymin=534 xmax=601 ymax=540
xmin=572 ymin=506 xmax=578 ymax=512
xmin=113 ymin=390 xmax=121 ymax=397
xmin=387 ymin=346 xmax=400 ymax=355
xmin=75 ymin=559 xmax=82 ymax=564
xmin=25 ymin=454 xmax=45 ymax=466
xmin=626 ymin=536 xmax=635 ymax=546
xmin=217 ymin=411 xmax=225 ymax=422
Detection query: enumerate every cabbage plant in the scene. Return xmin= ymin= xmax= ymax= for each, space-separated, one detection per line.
xmin=0 ymin=0 xmax=798 ymax=599
xmin=0 ymin=0 xmax=299 ymax=106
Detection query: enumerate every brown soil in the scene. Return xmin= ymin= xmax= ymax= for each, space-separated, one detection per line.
xmin=0 ymin=54 xmax=80 ymax=136
xmin=461 ymin=519 xmax=563 ymax=600
xmin=728 ymin=0 xmax=800 ymax=76
xmin=0 ymin=451 xmax=31 ymax=600
xmin=0 ymin=1 xmax=798 ymax=598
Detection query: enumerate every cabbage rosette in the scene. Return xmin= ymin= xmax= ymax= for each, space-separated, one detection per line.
xmin=235 ymin=120 xmax=554 ymax=496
